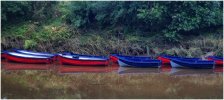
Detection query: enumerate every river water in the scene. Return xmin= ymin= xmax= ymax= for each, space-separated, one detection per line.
xmin=1 ymin=60 xmax=223 ymax=99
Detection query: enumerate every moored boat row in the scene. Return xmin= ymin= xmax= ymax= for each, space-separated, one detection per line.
xmin=1 ymin=49 xmax=223 ymax=69
xmin=109 ymin=54 xmax=222 ymax=69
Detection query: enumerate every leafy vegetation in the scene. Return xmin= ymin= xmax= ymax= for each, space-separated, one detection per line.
xmin=1 ymin=1 xmax=223 ymax=56
xmin=67 ymin=1 xmax=223 ymax=42
xmin=1 ymin=1 xmax=58 ymax=24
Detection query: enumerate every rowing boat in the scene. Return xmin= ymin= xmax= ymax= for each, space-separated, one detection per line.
xmin=5 ymin=52 xmax=53 ymax=64
xmin=58 ymin=54 xmax=109 ymax=66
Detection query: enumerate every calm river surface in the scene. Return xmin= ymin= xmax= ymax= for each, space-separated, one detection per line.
xmin=1 ymin=60 xmax=223 ymax=99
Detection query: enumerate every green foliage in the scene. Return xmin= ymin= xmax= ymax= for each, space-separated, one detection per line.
xmin=67 ymin=1 xmax=223 ymax=42
xmin=24 ymin=40 xmax=37 ymax=49
xmin=1 ymin=1 xmax=223 ymax=43
xmin=1 ymin=1 xmax=32 ymax=24
xmin=163 ymin=30 xmax=181 ymax=42
xmin=31 ymin=1 xmax=58 ymax=22
xmin=1 ymin=1 xmax=58 ymax=25
xmin=2 ymin=1 xmax=71 ymax=49
xmin=1 ymin=22 xmax=29 ymax=38
xmin=40 ymin=24 xmax=71 ymax=41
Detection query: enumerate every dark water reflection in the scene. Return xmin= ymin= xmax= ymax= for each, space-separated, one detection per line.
xmin=1 ymin=60 xmax=222 ymax=75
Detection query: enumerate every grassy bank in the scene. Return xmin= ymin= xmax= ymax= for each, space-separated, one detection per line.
xmin=1 ymin=22 xmax=223 ymax=57
xmin=1 ymin=70 xmax=223 ymax=99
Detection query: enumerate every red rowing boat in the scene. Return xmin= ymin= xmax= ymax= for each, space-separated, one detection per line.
xmin=207 ymin=56 xmax=223 ymax=67
xmin=58 ymin=54 xmax=109 ymax=66
xmin=1 ymin=52 xmax=6 ymax=59
xmin=5 ymin=52 xmax=53 ymax=64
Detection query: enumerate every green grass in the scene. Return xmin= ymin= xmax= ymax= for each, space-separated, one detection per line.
xmin=1 ymin=17 xmax=72 ymax=50
xmin=2 ymin=22 xmax=30 ymax=38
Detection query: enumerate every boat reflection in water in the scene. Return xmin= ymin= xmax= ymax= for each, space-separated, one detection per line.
xmin=118 ymin=67 xmax=159 ymax=74
xmin=58 ymin=62 xmax=120 ymax=74
xmin=169 ymin=66 xmax=223 ymax=76
xmin=109 ymin=63 xmax=119 ymax=71
xmin=57 ymin=65 xmax=109 ymax=74
xmin=2 ymin=61 xmax=52 ymax=70
xmin=170 ymin=68 xmax=214 ymax=76
xmin=1 ymin=60 xmax=223 ymax=75
xmin=213 ymin=67 xmax=223 ymax=73
xmin=118 ymin=65 xmax=173 ymax=75
xmin=117 ymin=64 xmax=222 ymax=75
xmin=159 ymin=65 xmax=172 ymax=73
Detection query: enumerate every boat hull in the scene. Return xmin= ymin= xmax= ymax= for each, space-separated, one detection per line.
xmin=157 ymin=56 xmax=171 ymax=64
xmin=170 ymin=59 xmax=214 ymax=69
xmin=110 ymin=54 xmax=151 ymax=63
xmin=214 ymin=60 xmax=223 ymax=66
xmin=207 ymin=56 xmax=223 ymax=67
xmin=170 ymin=61 xmax=185 ymax=68
xmin=118 ymin=58 xmax=161 ymax=68
xmin=110 ymin=55 xmax=119 ymax=63
xmin=15 ymin=49 xmax=57 ymax=61
xmin=58 ymin=56 xmax=109 ymax=66
xmin=6 ymin=54 xmax=52 ymax=64
xmin=118 ymin=60 xmax=131 ymax=67
xmin=1 ymin=53 xmax=6 ymax=59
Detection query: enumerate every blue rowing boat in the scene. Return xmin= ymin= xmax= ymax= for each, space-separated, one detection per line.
xmin=118 ymin=57 xmax=161 ymax=68
xmin=157 ymin=55 xmax=201 ymax=64
xmin=110 ymin=54 xmax=151 ymax=63
xmin=170 ymin=58 xmax=215 ymax=69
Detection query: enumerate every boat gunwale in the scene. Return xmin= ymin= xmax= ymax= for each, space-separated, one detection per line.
xmin=119 ymin=57 xmax=161 ymax=64
xmin=6 ymin=52 xmax=52 ymax=59
xmin=59 ymin=54 xmax=109 ymax=61
xmin=110 ymin=54 xmax=151 ymax=59
xmin=207 ymin=56 xmax=223 ymax=60
xmin=118 ymin=59 xmax=161 ymax=68
xmin=15 ymin=49 xmax=56 ymax=57
xmin=171 ymin=58 xmax=215 ymax=65
xmin=159 ymin=55 xmax=201 ymax=60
